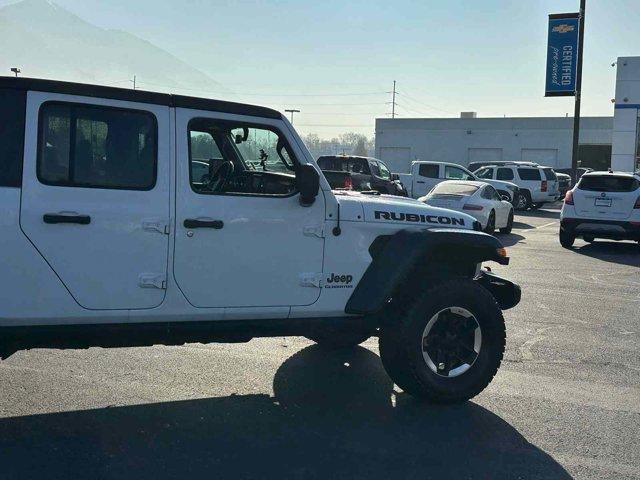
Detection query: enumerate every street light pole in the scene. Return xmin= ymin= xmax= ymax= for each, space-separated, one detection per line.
xmin=284 ymin=109 xmax=300 ymax=124
xmin=570 ymin=0 xmax=586 ymax=185
xmin=10 ymin=67 xmax=21 ymax=77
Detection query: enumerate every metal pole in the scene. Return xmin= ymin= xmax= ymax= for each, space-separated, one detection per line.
xmin=284 ymin=109 xmax=300 ymax=124
xmin=570 ymin=0 xmax=586 ymax=185
xmin=392 ymin=80 xmax=396 ymax=119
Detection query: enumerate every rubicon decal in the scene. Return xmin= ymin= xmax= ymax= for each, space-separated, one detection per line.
xmin=325 ymin=273 xmax=354 ymax=289
xmin=374 ymin=210 xmax=465 ymax=226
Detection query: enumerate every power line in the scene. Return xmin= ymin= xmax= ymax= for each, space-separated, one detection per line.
xmin=396 ymin=91 xmax=453 ymax=115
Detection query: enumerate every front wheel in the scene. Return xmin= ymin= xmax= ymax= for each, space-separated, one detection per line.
xmin=379 ymin=279 xmax=506 ymax=403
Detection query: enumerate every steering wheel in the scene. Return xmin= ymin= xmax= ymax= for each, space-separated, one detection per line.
xmin=205 ymin=161 xmax=234 ymax=192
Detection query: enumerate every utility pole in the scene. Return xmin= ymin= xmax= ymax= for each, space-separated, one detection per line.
xmin=570 ymin=0 xmax=586 ymax=185
xmin=131 ymin=75 xmax=137 ymax=90
xmin=391 ymin=80 xmax=397 ymax=118
xmin=284 ymin=109 xmax=300 ymax=124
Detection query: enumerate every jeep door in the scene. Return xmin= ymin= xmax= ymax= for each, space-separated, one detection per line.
xmin=173 ymin=108 xmax=325 ymax=308
xmin=19 ymin=92 xmax=170 ymax=310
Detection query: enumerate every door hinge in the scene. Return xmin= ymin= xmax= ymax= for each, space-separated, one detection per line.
xmin=299 ymin=272 xmax=324 ymax=288
xmin=139 ymin=274 xmax=167 ymax=290
xmin=303 ymin=225 xmax=325 ymax=238
xmin=143 ymin=220 xmax=170 ymax=235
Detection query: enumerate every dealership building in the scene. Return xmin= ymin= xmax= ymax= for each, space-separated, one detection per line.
xmin=375 ymin=56 xmax=640 ymax=174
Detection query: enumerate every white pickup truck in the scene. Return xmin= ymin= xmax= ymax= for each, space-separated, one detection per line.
xmin=399 ymin=161 xmax=520 ymax=205
xmin=0 ymin=77 xmax=520 ymax=403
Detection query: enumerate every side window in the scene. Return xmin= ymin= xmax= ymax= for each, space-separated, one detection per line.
xmin=378 ymin=161 xmax=391 ymax=180
xmin=188 ymin=118 xmax=297 ymax=196
xmin=444 ymin=165 xmax=467 ymax=180
xmin=418 ymin=164 xmax=439 ymax=178
xmin=475 ymin=167 xmax=494 ymax=179
xmin=517 ymin=168 xmax=542 ymax=181
xmin=38 ymin=103 xmax=156 ymax=190
xmin=369 ymin=161 xmax=381 ymax=176
xmin=496 ymin=167 xmax=514 ymax=180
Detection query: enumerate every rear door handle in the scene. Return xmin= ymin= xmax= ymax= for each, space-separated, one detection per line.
xmin=43 ymin=213 xmax=91 ymax=225
xmin=183 ymin=219 xmax=224 ymax=229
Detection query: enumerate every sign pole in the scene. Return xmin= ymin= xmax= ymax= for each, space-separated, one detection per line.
xmin=570 ymin=0 xmax=586 ymax=185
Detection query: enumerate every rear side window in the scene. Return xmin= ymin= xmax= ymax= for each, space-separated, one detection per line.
xmin=38 ymin=102 xmax=157 ymax=190
xmin=517 ymin=168 xmax=542 ymax=181
xmin=543 ymin=168 xmax=557 ymax=180
xmin=0 ymin=88 xmax=26 ymax=187
xmin=496 ymin=168 xmax=514 ymax=180
xmin=418 ymin=164 xmax=439 ymax=178
xmin=432 ymin=182 xmax=478 ymax=195
xmin=578 ymin=176 xmax=639 ymax=192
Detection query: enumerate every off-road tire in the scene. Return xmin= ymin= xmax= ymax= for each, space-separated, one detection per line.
xmin=306 ymin=332 xmax=371 ymax=350
xmin=559 ymin=229 xmax=575 ymax=249
xmin=499 ymin=210 xmax=514 ymax=234
xmin=378 ymin=279 xmax=506 ymax=403
xmin=484 ymin=211 xmax=496 ymax=234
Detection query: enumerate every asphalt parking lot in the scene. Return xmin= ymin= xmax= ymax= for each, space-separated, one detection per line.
xmin=0 ymin=205 xmax=638 ymax=480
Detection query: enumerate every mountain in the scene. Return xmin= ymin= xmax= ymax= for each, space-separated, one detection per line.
xmin=0 ymin=0 xmax=229 ymax=95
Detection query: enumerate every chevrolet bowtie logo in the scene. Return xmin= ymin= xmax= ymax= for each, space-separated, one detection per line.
xmin=552 ymin=24 xmax=575 ymax=34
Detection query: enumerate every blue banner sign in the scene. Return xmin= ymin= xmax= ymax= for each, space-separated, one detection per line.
xmin=545 ymin=13 xmax=580 ymax=96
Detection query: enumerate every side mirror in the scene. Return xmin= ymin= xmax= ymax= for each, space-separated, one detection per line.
xmin=296 ymin=164 xmax=320 ymax=207
xmin=391 ymin=173 xmax=400 ymax=181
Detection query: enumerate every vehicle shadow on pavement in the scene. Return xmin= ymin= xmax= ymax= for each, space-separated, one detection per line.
xmin=0 ymin=346 xmax=572 ymax=480
xmin=572 ymin=241 xmax=640 ymax=267
xmin=495 ymin=232 xmax=526 ymax=247
xmin=517 ymin=209 xmax=561 ymax=220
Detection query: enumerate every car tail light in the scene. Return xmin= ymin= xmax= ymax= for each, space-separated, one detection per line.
xmin=541 ymin=180 xmax=548 ymax=192
xmin=564 ymin=190 xmax=574 ymax=205
xmin=634 ymin=196 xmax=640 ymax=209
xmin=463 ymin=204 xmax=484 ymax=211
xmin=344 ymin=176 xmax=353 ymax=190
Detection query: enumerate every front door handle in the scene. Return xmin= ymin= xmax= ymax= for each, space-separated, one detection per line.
xmin=43 ymin=213 xmax=91 ymax=225
xmin=416 ymin=180 xmax=425 ymax=184
xmin=183 ymin=219 xmax=224 ymax=229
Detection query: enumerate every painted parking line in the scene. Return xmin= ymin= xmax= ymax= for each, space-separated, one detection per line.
xmin=520 ymin=220 xmax=558 ymax=231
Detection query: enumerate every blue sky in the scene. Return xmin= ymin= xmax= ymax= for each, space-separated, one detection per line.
xmin=2 ymin=0 xmax=639 ymax=137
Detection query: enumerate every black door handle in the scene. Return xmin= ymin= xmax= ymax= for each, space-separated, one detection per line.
xmin=416 ymin=180 xmax=425 ymax=184
xmin=183 ymin=219 xmax=224 ymax=229
xmin=43 ymin=213 xmax=91 ymax=225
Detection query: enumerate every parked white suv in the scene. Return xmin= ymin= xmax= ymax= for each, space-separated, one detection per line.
xmin=559 ymin=171 xmax=640 ymax=248
xmin=400 ymin=161 xmax=520 ymax=205
xmin=0 ymin=77 xmax=521 ymax=404
xmin=473 ymin=163 xmax=560 ymax=210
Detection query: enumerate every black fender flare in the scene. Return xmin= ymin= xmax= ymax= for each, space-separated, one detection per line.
xmin=345 ymin=228 xmax=511 ymax=315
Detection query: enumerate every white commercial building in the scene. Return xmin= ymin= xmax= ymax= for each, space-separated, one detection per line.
xmin=612 ymin=56 xmax=640 ymax=172
xmin=375 ymin=56 xmax=640 ymax=175
xmin=375 ymin=115 xmax=612 ymax=174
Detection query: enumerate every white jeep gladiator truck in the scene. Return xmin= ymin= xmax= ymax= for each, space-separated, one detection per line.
xmin=0 ymin=78 xmax=520 ymax=403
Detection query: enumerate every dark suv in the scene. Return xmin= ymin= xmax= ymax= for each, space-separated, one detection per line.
xmin=317 ymin=155 xmax=407 ymax=196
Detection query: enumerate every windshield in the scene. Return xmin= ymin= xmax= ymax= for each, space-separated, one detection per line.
xmin=578 ymin=175 xmax=639 ymax=192
xmin=231 ymin=127 xmax=294 ymax=174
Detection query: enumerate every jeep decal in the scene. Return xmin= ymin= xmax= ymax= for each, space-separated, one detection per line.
xmin=374 ymin=210 xmax=465 ymax=226
xmin=325 ymin=273 xmax=354 ymax=289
